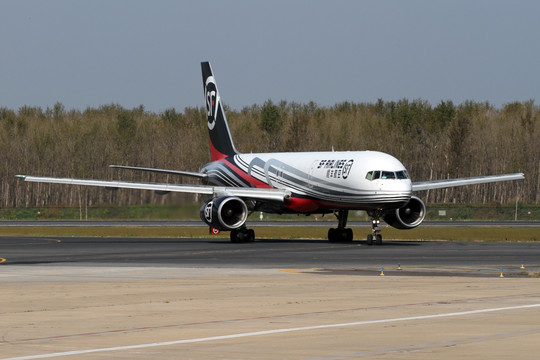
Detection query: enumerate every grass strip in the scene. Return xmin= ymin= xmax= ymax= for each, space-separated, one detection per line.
xmin=0 ymin=226 xmax=538 ymax=241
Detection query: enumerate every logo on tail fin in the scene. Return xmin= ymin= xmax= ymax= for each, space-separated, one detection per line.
xmin=205 ymin=76 xmax=218 ymax=130
xmin=201 ymin=61 xmax=239 ymax=160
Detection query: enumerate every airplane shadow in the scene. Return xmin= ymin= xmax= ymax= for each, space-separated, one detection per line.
xmin=206 ymin=238 xmax=422 ymax=246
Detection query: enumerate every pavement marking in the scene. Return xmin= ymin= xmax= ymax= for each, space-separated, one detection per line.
xmin=308 ymin=328 xmax=540 ymax=359
xmin=0 ymin=258 xmax=6 ymax=263
xmin=4 ymin=293 xmax=537 ymax=345
xmin=279 ymin=268 xmax=319 ymax=274
xmin=3 ymin=303 xmax=540 ymax=360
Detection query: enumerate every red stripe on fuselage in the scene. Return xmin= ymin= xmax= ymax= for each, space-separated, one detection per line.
xmin=285 ymin=197 xmax=320 ymax=212
xmin=220 ymin=157 xmax=273 ymax=189
xmin=213 ymin=154 xmax=362 ymax=213
xmin=216 ymin=158 xmax=360 ymax=212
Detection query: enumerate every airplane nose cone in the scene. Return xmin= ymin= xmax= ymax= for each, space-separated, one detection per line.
xmin=395 ymin=180 xmax=413 ymax=194
xmin=384 ymin=180 xmax=413 ymax=209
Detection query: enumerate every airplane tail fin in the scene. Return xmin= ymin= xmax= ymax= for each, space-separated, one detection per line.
xmin=201 ymin=61 xmax=238 ymax=161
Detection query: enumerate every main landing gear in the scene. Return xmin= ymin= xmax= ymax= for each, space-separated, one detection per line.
xmin=327 ymin=210 xmax=384 ymax=245
xmin=328 ymin=210 xmax=353 ymax=242
xmin=230 ymin=227 xmax=255 ymax=243
xmin=366 ymin=211 xmax=383 ymax=246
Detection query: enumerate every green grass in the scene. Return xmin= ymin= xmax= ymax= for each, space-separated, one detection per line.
xmin=1 ymin=203 xmax=538 ymax=241
xmin=2 ymin=203 xmax=539 ymax=221
xmin=0 ymin=225 xmax=538 ymax=241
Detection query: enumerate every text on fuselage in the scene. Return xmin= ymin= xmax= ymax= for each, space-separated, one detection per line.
xmin=317 ymin=159 xmax=354 ymax=179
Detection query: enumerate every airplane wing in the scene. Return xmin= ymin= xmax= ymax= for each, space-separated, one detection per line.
xmin=16 ymin=175 xmax=290 ymax=203
xmin=109 ymin=165 xmax=208 ymax=179
xmin=412 ymin=173 xmax=525 ymax=191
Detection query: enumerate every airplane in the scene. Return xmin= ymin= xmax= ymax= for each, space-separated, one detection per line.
xmin=17 ymin=62 xmax=525 ymax=244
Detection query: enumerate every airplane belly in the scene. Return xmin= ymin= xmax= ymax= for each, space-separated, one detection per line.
xmin=282 ymin=190 xmax=411 ymax=213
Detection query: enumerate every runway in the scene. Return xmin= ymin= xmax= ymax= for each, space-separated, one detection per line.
xmin=1 ymin=236 xmax=540 ymax=359
xmin=1 ymin=236 xmax=539 ymax=276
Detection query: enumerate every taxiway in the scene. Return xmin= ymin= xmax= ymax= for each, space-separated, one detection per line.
xmin=1 ymin=236 xmax=539 ymax=359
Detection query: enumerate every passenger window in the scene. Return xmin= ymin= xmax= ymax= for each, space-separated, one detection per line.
xmin=365 ymin=171 xmax=373 ymax=181
xmin=381 ymin=171 xmax=395 ymax=179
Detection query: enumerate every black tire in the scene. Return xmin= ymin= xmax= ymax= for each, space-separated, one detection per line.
xmin=230 ymin=230 xmax=239 ymax=243
xmin=375 ymin=234 xmax=383 ymax=246
xmin=366 ymin=234 xmax=373 ymax=245
xmin=231 ymin=229 xmax=253 ymax=243
xmin=328 ymin=228 xmax=336 ymax=242
xmin=346 ymin=228 xmax=353 ymax=242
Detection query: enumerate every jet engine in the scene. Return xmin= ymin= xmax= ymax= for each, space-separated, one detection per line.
xmin=200 ymin=196 xmax=248 ymax=230
xmin=383 ymin=196 xmax=426 ymax=229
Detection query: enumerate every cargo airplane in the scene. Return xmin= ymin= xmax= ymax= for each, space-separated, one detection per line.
xmin=17 ymin=62 xmax=525 ymax=244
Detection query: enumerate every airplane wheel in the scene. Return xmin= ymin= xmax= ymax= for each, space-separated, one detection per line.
xmin=328 ymin=228 xmax=352 ymax=242
xmin=366 ymin=234 xmax=373 ymax=246
xmin=375 ymin=234 xmax=383 ymax=246
xmin=248 ymin=229 xmax=255 ymax=242
xmin=328 ymin=228 xmax=336 ymax=242
xmin=230 ymin=229 xmax=254 ymax=243
xmin=346 ymin=228 xmax=353 ymax=242
xmin=230 ymin=230 xmax=239 ymax=243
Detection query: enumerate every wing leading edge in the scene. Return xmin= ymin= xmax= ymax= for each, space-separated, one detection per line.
xmin=109 ymin=165 xmax=208 ymax=179
xmin=412 ymin=173 xmax=525 ymax=191
xmin=16 ymin=175 xmax=290 ymax=203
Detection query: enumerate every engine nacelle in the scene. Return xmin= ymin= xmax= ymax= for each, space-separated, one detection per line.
xmin=383 ymin=196 xmax=426 ymax=230
xmin=200 ymin=196 xmax=248 ymax=231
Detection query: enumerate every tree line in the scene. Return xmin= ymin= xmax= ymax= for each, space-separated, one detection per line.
xmin=0 ymin=99 xmax=538 ymax=209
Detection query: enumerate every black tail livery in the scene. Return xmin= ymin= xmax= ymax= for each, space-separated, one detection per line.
xmin=201 ymin=61 xmax=238 ymax=161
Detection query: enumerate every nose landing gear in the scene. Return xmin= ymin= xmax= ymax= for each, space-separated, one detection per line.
xmin=366 ymin=211 xmax=383 ymax=246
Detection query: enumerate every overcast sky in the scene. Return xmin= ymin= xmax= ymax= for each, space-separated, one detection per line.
xmin=1 ymin=0 xmax=539 ymax=112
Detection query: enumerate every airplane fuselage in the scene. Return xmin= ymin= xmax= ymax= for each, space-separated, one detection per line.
xmin=202 ymin=150 xmax=412 ymax=214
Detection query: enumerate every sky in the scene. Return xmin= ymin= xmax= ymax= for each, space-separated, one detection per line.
xmin=1 ymin=0 xmax=539 ymax=113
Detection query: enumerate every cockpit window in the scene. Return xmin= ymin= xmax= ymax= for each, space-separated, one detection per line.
xmin=396 ymin=170 xmax=409 ymax=179
xmin=366 ymin=170 xmax=409 ymax=181
xmin=381 ymin=171 xmax=395 ymax=179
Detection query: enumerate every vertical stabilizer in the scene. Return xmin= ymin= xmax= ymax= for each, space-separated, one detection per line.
xmin=201 ymin=61 xmax=238 ymax=161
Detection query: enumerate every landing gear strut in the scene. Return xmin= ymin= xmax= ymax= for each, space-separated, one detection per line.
xmin=366 ymin=211 xmax=383 ymax=246
xmin=328 ymin=210 xmax=353 ymax=242
xmin=230 ymin=227 xmax=255 ymax=243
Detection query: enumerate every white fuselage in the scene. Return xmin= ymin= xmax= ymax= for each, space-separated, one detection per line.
xmin=202 ymin=150 xmax=412 ymax=213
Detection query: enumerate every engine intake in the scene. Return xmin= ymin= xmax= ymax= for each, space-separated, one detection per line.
xmin=200 ymin=196 xmax=248 ymax=230
xmin=383 ymin=196 xmax=426 ymax=230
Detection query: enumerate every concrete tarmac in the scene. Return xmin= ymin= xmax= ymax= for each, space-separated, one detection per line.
xmin=1 ymin=237 xmax=540 ymax=359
